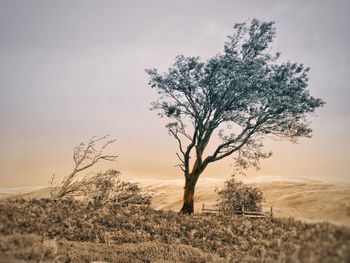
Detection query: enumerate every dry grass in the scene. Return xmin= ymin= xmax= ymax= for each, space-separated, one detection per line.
xmin=0 ymin=233 xmax=61 ymax=263
xmin=0 ymin=233 xmax=223 ymax=263
xmin=59 ymin=239 xmax=224 ymax=263
xmin=1 ymin=198 xmax=349 ymax=262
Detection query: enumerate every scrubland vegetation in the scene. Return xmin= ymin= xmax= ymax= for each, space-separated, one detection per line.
xmin=1 ymin=193 xmax=349 ymax=262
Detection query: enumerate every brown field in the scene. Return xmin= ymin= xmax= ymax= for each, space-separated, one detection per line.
xmin=1 ymin=176 xmax=349 ymax=262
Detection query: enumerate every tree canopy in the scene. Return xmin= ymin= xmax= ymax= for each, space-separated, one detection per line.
xmin=146 ymin=19 xmax=324 ymax=213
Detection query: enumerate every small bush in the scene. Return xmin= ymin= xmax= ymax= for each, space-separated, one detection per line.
xmin=81 ymin=169 xmax=152 ymax=209
xmin=216 ymin=176 xmax=264 ymax=213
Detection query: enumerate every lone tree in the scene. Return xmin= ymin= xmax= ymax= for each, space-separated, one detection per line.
xmin=146 ymin=19 xmax=324 ymax=214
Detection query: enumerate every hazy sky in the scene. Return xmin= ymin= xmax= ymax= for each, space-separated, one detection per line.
xmin=0 ymin=0 xmax=349 ymax=187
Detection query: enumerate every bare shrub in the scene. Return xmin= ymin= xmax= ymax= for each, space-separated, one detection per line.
xmin=216 ymin=176 xmax=264 ymax=213
xmin=79 ymin=169 xmax=152 ymax=208
xmin=51 ymin=136 xmax=150 ymax=208
xmin=55 ymin=135 xmax=117 ymax=198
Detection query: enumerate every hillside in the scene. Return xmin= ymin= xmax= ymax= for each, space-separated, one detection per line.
xmin=1 ymin=197 xmax=349 ymax=262
xmin=2 ymin=176 xmax=349 ymax=227
xmin=140 ymin=177 xmax=350 ymax=227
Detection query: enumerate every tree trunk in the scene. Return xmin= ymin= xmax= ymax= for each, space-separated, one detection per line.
xmin=55 ymin=174 xmax=73 ymax=198
xmin=180 ymin=177 xmax=198 ymax=214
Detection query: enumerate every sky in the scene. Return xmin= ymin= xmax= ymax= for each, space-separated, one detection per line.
xmin=0 ymin=0 xmax=349 ymax=187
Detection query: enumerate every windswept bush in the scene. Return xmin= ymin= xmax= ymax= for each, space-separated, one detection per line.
xmin=216 ymin=176 xmax=264 ymax=213
xmin=76 ymin=169 xmax=152 ymax=208
xmin=55 ymin=135 xmax=118 ymax=198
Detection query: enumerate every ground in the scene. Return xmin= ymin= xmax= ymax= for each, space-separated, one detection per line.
xmin=0 ymin=198 xmax=350 ymax=262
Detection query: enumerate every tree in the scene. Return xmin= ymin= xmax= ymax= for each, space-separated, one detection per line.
xmin=146 ymin=19 xmax=324 ymax=214
xmin=55 ymin=135 xmax=117 ymax=198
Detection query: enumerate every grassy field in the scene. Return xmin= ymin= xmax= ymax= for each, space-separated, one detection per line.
xmin=0 ymin=196 xmax=349 ymax=262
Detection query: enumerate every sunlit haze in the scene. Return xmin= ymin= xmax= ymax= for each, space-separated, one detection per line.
xmin=0 ymin=0 xmax=349 ymax=187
